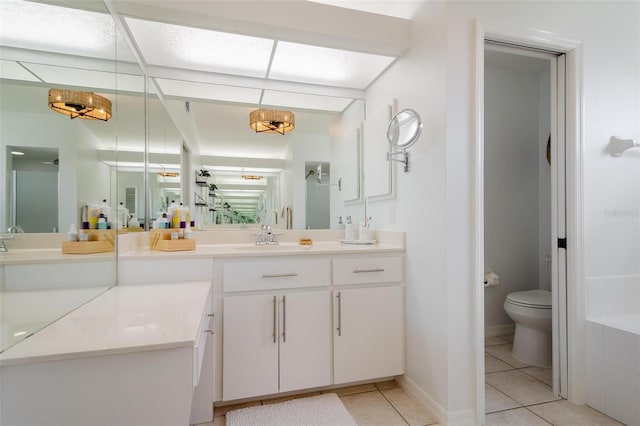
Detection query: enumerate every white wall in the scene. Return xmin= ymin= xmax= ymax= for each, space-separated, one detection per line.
xmin=484 ymin=61 xmax=550 ymax=331
xmin=364 ymin=0 xmax=639 ymax=422
xmin=365 ymin=0 xmax=450 ymax=412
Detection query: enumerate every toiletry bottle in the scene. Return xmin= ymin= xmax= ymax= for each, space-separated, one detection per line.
xmin=68 ymin=224 xmax=78 ymax=241
xmin=169 ymin=200 xmax=179 ymax=228
xmin=89 ymin=202 xmax=99 ymax=229
xmin=117 ymin=202 xmax=129 ymax=229
xmin=179 ymin=203 xmax=187 ymax=228
xmin=345 ymin=216 xmax=357 ymax=241
xmin=100 ymin=199 xmax=111 ymax=227
xmin=160 ymin=213 xmax=169 ymax=229
xmin=184 ymin=223 xmax=193 ymax=240
xmin=98 ymin=213 xmax=107 ymax=230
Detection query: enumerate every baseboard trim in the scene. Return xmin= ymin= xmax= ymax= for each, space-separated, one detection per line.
xmin=396 ymin=376 xmax=479 ymax=426
xmin=484 ymin=324 xmax=515 ymax=338
xmin=397 ymin=375 xmax=448 ymax=425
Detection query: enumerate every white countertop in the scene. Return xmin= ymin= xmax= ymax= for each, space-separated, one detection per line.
xmin=0 ymin=230 xmax=405 ymax=264
xmin=119 ymin=241 xmax=404 ymax=259
xmin=0 ymin=286 xmax=110 ymax=352
xmin=0 ymin=281 xmax=211 ymax=366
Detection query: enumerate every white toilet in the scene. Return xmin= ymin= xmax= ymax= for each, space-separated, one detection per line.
xmin=503 ymin=289 xmax=552 ymax=367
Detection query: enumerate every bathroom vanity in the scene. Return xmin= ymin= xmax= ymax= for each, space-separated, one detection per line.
xmin=0 ymin=230 xmax=405 ymax=425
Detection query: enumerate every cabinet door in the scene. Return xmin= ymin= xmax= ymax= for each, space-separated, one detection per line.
xmin=279 ymin=290 xmax=332 ymax=392
xmin=334 ymin=285 xmax=404 ymax=384
xmin=223 ymin=294 xmax=279 ymax=401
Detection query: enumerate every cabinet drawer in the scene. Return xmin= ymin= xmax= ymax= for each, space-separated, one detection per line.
xmin=333 ymin=256 xmax=403 ymax=285
xmin=223 ymin=257 xmax=330 ymax=292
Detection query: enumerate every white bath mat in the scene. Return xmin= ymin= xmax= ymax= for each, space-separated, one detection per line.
xmin=226 ymin=393 xmax=357 ymax=426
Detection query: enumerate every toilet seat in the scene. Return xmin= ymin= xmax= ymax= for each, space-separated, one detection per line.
xmin=506 ymin=289 xmax=551 ymax=309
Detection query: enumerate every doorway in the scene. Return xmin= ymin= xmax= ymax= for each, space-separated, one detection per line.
xmin=473 ymin=23 xmax=584 ymax=425
xmin=483 ymin=43 xmax=566 ymax=415
xmin=8 ymin=146 xmax=59 ymax=233
xmin=304 ymin=161 xmax=330 ymax=229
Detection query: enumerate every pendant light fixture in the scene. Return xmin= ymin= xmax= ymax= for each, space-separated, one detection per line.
xmin=249 ymin=108 xmax=295 ymax=135
xmin=48 ymin=89 xmax=112 ymax=121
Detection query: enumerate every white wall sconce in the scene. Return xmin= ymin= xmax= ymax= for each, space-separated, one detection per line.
xmin=609 ymin=136 xmax=639 ymax=157
xmin=386 ymin=109 xmax=423 ymax=172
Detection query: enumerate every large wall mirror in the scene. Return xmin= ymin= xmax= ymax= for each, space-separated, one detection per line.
xmin=0 ymin=0 xmax=143 ymax=350
xmin=154 ymin=78 xmax=366 ymax=230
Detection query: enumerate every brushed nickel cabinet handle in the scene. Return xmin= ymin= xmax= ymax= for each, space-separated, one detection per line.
xmin=282 ymin=295 xmax=287 ymax=343
xmin=336 ymin=291 xmax=342 ymax=337
xmin=262 ymin=273 xmax=298 ymax=278
xmin=272 ymin=295 xmax=277 ymax=344
xmin=353 ymin=268 xmax=385 ymax=273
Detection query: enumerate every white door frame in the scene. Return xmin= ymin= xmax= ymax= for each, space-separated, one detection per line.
xmin=473 ymin=21 xmax=585 ymax=424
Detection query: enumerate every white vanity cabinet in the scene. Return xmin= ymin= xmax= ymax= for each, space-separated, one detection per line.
xmin=332 ymin=255 xmax=405 ymax=384
xmin=222 ymin=257 xmax=332 ymax=401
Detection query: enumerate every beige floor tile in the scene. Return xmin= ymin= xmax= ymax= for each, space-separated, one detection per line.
xmin=261 ymin=391 xmax=322 ymax=405
xmin=485 ymin=343 xmax=530 ymax=368
xmin=485 ymin=336 xmax=510 ymax=347
xmin=341 ymin=391 xmax=408 ymax=426
xmin=485 ymin=407 xmax=551 ymax=425
xmin=214 ymin=400 xmax=261 ymax=417
xmin=520 ymin=366 xmax=552 ymax=386
xmin=502 ymin=333 xmax=514 ymax=343
xmin=485 ymin=353 xmax=515 ymax=373
xmin=324 ymin=383 xmax=378 ymax=396
xmin=194 ymin=415 xmax=225 ymax=426
xmin=375 ymin=380 xmax=399 ymax=390
xmin=485 ymin=383 xmax=521 ymax=414
xmin=528 ymin=400 xmax=624 ymax=425
xmin=382 ymin=387 xmax=437 ymax=426
xmin=486 ymin=370 xmax=559 ymax=406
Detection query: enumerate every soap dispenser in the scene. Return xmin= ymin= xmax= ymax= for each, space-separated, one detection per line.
xmin=344 ymin=216 xmax=358 ymax=241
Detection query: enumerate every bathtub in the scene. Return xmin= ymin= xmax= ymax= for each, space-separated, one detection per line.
xmin=586 ymin=315 xmax=640 ymax=426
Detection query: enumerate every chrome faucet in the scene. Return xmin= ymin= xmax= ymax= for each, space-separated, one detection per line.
xmin=0 ymin=235 xmax=14 ymax=252
xmin=251 ymin=225 xmax=281 ymax=245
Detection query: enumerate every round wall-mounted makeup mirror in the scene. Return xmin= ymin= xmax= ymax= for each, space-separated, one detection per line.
xmin=387 ymin=108 xmax=423 ymax=149
xmin=385 ymin=108 xmax=423 ymax=172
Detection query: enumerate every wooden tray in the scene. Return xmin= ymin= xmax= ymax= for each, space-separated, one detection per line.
xmin=150 ymin=229 xmax=196 ymax=252
xmin=62 ymin=240 xmax=114 ymax=254
xmin=61 ymin=230 xmax=116 ymax=254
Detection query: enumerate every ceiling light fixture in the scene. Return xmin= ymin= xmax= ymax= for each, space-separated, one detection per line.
xmin=158 ymin=172 xmax=180 ymax=177
xmin=241 ymin=175 xmax=263 ymax=180
xmin=249 ymin=108 xmax=295 ymax=135
xmin=48 ymin=88 xmax=112 ymax=121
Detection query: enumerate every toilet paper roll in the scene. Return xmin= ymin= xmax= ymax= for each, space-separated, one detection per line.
xmin=484 ymin=269 xmax=501 ymax=287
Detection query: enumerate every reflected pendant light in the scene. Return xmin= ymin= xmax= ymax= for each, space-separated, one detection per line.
xmin=48 ymin=89 xmax=112 ymax=121
xmin=249 ymin=108 xmax=295 ymax=135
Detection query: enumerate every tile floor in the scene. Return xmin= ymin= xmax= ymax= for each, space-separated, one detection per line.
xmin=196 ymin=336 xmax=626 ymax=426
xmin=484 ymin=334 xmax=623 ymax=425
xmin=200 ymin=380 xmax=438 ymax=426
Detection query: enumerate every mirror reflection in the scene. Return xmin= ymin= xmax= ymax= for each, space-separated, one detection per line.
xmin=156 ymin=84 xmax=366 ymax=230
xmin=0 ymin=0 xmax=142 ymax=351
